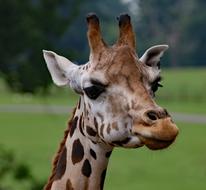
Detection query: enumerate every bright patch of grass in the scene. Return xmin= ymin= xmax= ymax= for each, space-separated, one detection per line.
xmin=157 ymin=100 xmax=206 ymax=114
xmin=0 ymin=112 xmax=68 ymax=180
xmin=0 ymin=80 xmax=78 ymax=106
xmin=158 ymin=68 xmax=206 ymax=102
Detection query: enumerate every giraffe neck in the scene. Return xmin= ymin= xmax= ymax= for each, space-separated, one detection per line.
xmin=46 ymin=98 xmax=113 ymax=190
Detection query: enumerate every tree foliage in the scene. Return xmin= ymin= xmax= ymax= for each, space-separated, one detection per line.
xmin=0 ymin=0 xmax=83 ymax=93
xmin=0 ymin=145 xmax=45 ymax=190
xmin=137 ymin=0 xmax=206 ymax=66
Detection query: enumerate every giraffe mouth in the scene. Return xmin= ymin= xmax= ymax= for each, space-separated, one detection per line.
xmin=135 ymin=133 xmax=176 ymax=150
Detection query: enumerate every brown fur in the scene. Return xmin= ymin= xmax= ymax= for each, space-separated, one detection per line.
xmin=44 ymin=107 xmax=77 ymax=190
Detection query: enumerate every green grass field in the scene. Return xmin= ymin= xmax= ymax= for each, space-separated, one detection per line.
xmin=156 ymin=68 xmax=206 ymax=114
xmin=0 ymin=68 xmax=206 ymax=189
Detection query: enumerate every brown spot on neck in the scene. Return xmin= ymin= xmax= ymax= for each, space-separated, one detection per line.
xmin=54 ymin=146 xmax=67 ymax=180
xmin=70 ymin=116 xmax=78 ymax=137
xmin=81 ymin=159 xmax=92 ymax=177
xmin=72 ymin=139 xmax=84 ymax=165
xmin=90 ymin=149 xmax=97 ymax=160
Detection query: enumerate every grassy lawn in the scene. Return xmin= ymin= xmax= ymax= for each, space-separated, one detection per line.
xmin=156 ymin=68 xmax=206 ymax=114
xmin=159 ymin=68 xmax=206 ymax=102
xmin=0 ymin=112 xmax=206 ymax=190
xmin=157 ymin=100 xmax=206 ymax=114
xmin=0 ymin=81 xmax=78 ymax=106
xmin=0 ymin=113 xmax=68 ymax=180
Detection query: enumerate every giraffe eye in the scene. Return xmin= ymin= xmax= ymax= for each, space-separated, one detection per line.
xmin=151 ymin=76 xmax=163 ymax=94
xmin=83 ymin=85 xmax=105 ymax=100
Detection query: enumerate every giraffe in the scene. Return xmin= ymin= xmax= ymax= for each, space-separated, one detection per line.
xmin=43 ymin=13 xmax=179 ymax=190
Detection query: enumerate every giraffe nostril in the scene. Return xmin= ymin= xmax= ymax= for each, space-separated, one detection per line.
xmin=147 ymin=111 xmax=158 ymax=121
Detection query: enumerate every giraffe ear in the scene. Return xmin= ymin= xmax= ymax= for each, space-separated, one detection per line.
xmin=43 ymin=50 xmax=79 ymax=87
xmin=140 ymin=45 xmax=168 ymax=68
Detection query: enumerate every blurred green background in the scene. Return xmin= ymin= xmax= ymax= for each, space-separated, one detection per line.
xmin=0 ymin=0 xmax=206 ymax=190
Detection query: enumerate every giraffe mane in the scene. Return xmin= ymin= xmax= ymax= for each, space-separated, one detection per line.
xmin=44 ymin=107 xmax=77 ymax=190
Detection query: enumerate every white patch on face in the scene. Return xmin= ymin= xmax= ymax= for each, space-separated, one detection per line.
xmin=109 ymin=85 xmax=134 ymax=110
xmin=137 ymin=130 xmax=152 ymax=139
xmin=145 ymin=66 xmax=160 ymax=82
xmin=124 ymin=136 xmax=143 ymax=148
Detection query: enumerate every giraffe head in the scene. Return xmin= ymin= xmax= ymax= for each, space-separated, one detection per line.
xmin=43 ymin=13 xmax=178 ymax=150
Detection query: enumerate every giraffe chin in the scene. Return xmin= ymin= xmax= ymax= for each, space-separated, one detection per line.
xmin=140 ymin=136 xmax=175 ymax=150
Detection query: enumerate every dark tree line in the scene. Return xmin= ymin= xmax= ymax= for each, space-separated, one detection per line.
xmin=137 ymin=0 xmax=206 ymax=67
xmin=0 ymin=0 xmax=83 ymax=93
xmin=0 ymin=0 xmax=205 ymax=93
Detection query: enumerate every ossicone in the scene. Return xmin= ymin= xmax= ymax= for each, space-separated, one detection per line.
xmin=116 ymin=13 xmax=136 ymax=50
xmin=86 ymin=13 xmax=107 ymax=58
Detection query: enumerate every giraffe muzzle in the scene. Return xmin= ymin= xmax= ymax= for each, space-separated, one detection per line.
xmin=132 ymin=117 xmax=179 ymax=150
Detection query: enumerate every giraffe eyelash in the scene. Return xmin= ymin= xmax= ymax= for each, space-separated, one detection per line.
xmin=150 ymin=76 xmax=163 ymax=94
